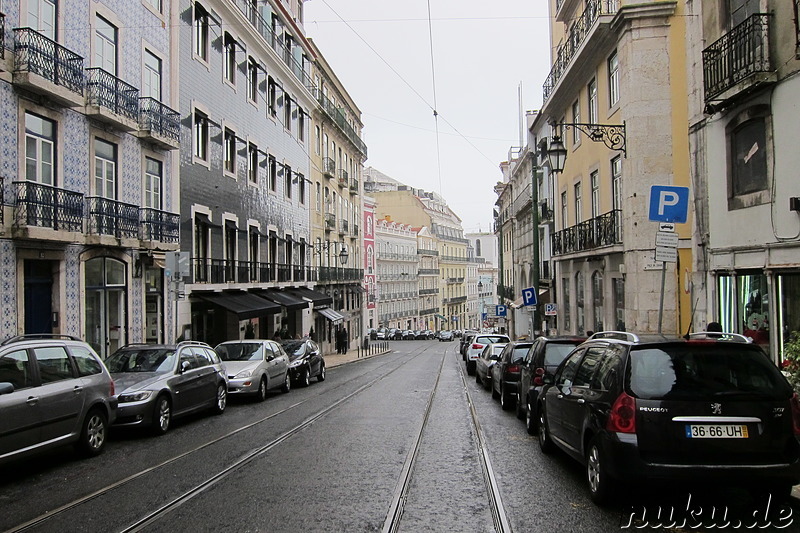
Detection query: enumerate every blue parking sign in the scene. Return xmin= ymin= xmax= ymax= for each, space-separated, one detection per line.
xmin=649 ymin=185 xmax=689 ymax=223
xmin=522 ymin=287 xmax=537 ymax=306
xmin=496 ymin=305 xmax=507 ymax=317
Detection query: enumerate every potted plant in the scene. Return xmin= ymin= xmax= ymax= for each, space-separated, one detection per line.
xmin=781 ymin=331 xmax=800 ymax=393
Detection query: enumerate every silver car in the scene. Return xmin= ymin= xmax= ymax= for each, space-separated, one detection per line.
xmin=0 ymin=334 xmax=117 ymax=465
xmin=106 ymin=341 xmax=228 ymax=435
xmin=215 ymin=340 xmax=291 ymax=400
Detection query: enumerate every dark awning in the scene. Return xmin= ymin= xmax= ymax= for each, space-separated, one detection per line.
xmin=196 ymin=291 xmax=281 ymax=319
xmin=350 ymin=285 xmax=365 ymax=293
xmin=318 ymin=308 xmax=344 ymax=324
xmin=287 ymin=287 xmax=332 ymax=306
xmin=257 ymin=289 xmax=309 ymax=311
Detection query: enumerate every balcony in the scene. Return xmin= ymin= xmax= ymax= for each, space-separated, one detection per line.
xmin=137 ymin=98 xmax=180 ymax=150
xmin=313 ymin=87 xmax=368 ymax=157
xmin=140 ymin=207 xmax=180 ymax=244
xmin=419 ymin=288 xmax=438 ymax=296
xmin=337 ymin=169 xmax=348 ymax=188
xmin=440 ymin=255 xmax=467 ymax=263
xmin=551 ymin=209 xmax=621 ymax=256
xmin=702 ymin=14 xmax=774 ymax=103
xmin=86 ymin=196 xmax=139 ymax=240
xmin=338 ymin=219 xmax=348 ymax=235
xmin=446 ymin=277 xmax=465 ymax=284
xmin=542 ymin=0 xmax=619 ymax=107
xmin=420 ymin=308 xmax=438 ymax=316
xmin=85 ymin=68 xmax=139 ymax=131
xmin=540 ymin=200 xmax=554 ymax=222
xmin=318 ymin=266 xmax=364 ymax=282
xmin=349 ymin=177 xmax=359 ymax=193
xmin=324 ymin=212 xmax=336 ymax=231
xmin=498 ymin=284 xmax=515 ymax=301
xmin=322 ymin=157 xmax=336 ymax=178
xmin=418 ymin=268 xmax=439 ymax=275
xmin=351 ymin=223 xmax=359 ymax=236
xmin=13 ymin=181 xmax=84 ymax=234
xmin=417 ymin=248 xmax=439 ymax=256
xmin=512 ymin=184 xmax=532 ymax=216
xmin=13 ymin=28 xmax=85 ymax=107
xmin=190 ymin=259 xmax=315 ymax=285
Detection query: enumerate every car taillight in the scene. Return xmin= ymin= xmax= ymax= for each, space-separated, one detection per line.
xmin=606 ymin=392 xmax=636 ymax=434
xmin=472 ymin=343 xmax=484 ymax=350
xmin=110 ymin=379 xmax=116 ymax=396
xmin=790 ymin=393 xmax=800 ymax=436
xmin=533 ymin=367 xmax=545 ymax=386
xmin=507 ymin=364 xmax=520 ymax=374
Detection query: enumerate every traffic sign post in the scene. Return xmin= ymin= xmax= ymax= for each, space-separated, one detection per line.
xmin=653 ymin=228 xmax=679 ymax=334
xmin=544 ymin=303 xmax=558 ymax=316
xmin=495 ymin=305 xmax=507 ymax=317
xmin=522 ymin=287 xmax=538 ymax=307
xmin=649 ymin=185 xmax=690 ymax=223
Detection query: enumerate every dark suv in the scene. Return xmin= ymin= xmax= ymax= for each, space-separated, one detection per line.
xmin=537 ymin=331 xmax=800 ymax=504
xmin=516 ymin=335 xmax=586 ymax=433
xmin=491 ymin=341 xmax=533 ymax=410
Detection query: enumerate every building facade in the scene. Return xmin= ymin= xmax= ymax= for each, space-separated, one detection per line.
xmin=416 ymin=226 xmax=440 ymax=330
xmin=375 ymin=218 xmax=418 ymax=330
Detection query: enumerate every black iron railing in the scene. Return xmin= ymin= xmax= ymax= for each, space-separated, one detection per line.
xmin=419 ymin=288 xmax=438 ymax=295
xmin=139 ymin=97 xmax=180 ymax=143
xmin=1 ymin=13 xmax=5 ymax=59
xmin=324 ymin=213 xmax=336 ymax=230
xmin=14 ymin=28 xmax=84 ymax=95
xmin=87 ymin=196 xmax=139 ymax=238
xmin=86 ymin=68 xmax=139 ymax=121
xmin=322 ymin=157 xmax=336 ymax=177
xmin=702 ymin=14 xmax=771 ymax=101
xmin=417 ymin=249 xmax=439 ymax=256
xmin=140 ymin=207 xmax=179 ymax=243
xmin=418 ymin=269 xmax=440 ymax=275
xmin=543 ymin=0 xmax=618 ymax=102
xmin=339 ymin=219 xmax=348 ymax=234
xmin=551 ymin=209 xmax=621 ymax=256
xmin=319 ymin=266 xmax=364 ymax=282
xmin=313 ymin=87 xmax=368 ymax=156
xmin=14 ymin=181 xmax=83 ymax=231
xmin=440 ymin=255 xmax=468 ymax=263
xmin=0 ymin=175 xmax=3 ymax=224
xmin=498 ymin=284 xmax=515 ymax=301
xmin=349 ymin=178 xmax=359 ymax=192
xmin=337 ymin=169 xmax=348 ymax=187
xmin=191 ymin=258 xmax=316 ymax=284
xmin=420 ymin=308 xmax=438 ymax=316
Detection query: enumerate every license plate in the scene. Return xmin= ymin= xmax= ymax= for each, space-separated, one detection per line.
xmin=685 ymin=424 xmax=749 ymax=439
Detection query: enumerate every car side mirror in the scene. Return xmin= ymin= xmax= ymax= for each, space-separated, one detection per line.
xmin=180 ymin=360 xmax=192 ymax=373
xmin=0 ymin=382 xmax=14 ymax=395
xmin=542 ymin=375 xmax=554 ymax=385
xmin=266 ymin=354 xmax=275 ymax=361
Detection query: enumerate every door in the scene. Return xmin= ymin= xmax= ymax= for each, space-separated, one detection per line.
xmin=545 ymin=349 xmax=584 ymax=443
xmin=24 ymin=260 xmax=53 ymax=334
xmin=559 ymin=347 xmax=606 ymax=452
xmin=33 ymin=346 xmax=85 ymax=443
xmin=85 ymin=258 xmax=127 ymax=359
xmin=171 ymin=349 xmax=205 ymax=414
xmin=0 ymin=349 xmax=41 ymax=458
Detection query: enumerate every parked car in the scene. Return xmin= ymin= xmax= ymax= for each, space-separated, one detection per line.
xmin=439 ymin=330 xmax=454 ymax=342
xmin=106 ymin=341 xmax=227 ymax=435
xmin=414 ymin=330 xmax=427 ymax=340
xmin=465 ymin=334 xmax=511 ymax=375
xmin=475 ymin=343 xmax=508 ymax=389
xmin=0 ymin=334 xmax=117 ymax=464
xmin=423 ymin=329 xmax=435 ymax=339
xmin=216 ymin=339 xmax=291 ymax=399
xmin=375 ymin=328 xmax=388 ymax=340
xmin=460 ymin=331 xmax=478 ymax=360
xmin=280 ymin=338 xmax=325 ymax=386
xmin=401 ymin=330 xmax=416 ymax=340
xmin=517 ymin=335 xmax=587 ymax=433
xmin=388 ymin=328 xmax=400 ymax=340
xmin=491 ymin=341 xmax=533 ymax=410
xmin=366 ymin=328 xmax=377 ymax=341
xmin=537 ymin=331 xmax=800 ymax=504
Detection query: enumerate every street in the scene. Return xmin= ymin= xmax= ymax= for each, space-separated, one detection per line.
xmin=1 ymin=341 xmax=799 ymax=532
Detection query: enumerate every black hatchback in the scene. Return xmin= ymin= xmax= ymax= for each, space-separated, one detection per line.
xmin=537 ymin=331 xmax=800 ymax=504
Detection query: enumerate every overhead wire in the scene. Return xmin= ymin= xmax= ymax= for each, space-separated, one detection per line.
xmin=426 ymin=0 xmax=444 ymax=197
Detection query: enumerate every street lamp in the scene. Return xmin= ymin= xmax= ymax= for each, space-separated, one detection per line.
xmin=313 ymin=240 xmax=348 ymax=265
xmin=547 ymin=122 xmax=627 ymax=174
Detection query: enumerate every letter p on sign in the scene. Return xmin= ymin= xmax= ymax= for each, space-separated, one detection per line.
xmin=649 ymin=185 xmax=690 ymax=223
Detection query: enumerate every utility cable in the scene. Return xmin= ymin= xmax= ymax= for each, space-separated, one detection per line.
xmin=426 ymin=0 xmax=444 ymax=197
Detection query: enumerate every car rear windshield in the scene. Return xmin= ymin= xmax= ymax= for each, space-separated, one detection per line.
xmin=544 ymin=343 xmax=579 ymax=366
xmin=511 ymin=345 xmax=530 ymax=363
xmin=476 ymin=336 xmax=508 ymax=345
xmin=216 ymin=343 xmax=264 ymax=361
xmin=628 ymin=344 xmax=791 ymax=400
xmin=106 ymin=349 xmax=176 ymax=373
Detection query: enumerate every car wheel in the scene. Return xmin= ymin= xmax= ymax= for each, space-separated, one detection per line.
xmin=213 ymin=383 xmax=227 ymax=414
xmin=516 ymin=395 xmax=525 ymax=420
xmin=301 ymin=368 xmax=311 ymax=387
xmin=476 ymin=372 xmax=482 ymax=385
xmin=500 ymin=385 xmax=513 ymax=411
xmin=77 ymin=408 xmax=108 ymax=456
xmin=466 ymin=361 xmax=476 ymax=376
xmin=538 ymin=406 xmax=555 ymax=454
xmin=256 ymin=377 xmax=268 ymax=402
xmin=586 ymin=438 xmax=616 ymax=505
xmin=281 ymin=372 xmax=291 ymax=393
xmin=317 ymin=364 xmax=326 ymax=382
xmin=526 ymin=400 xmax=537 ymax=435
xmin=152 ymin=395 xmax=171 ymax=435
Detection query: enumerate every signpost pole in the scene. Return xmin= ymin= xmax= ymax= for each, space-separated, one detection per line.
xmin=658 ymin=261 xmax=666 ymax=334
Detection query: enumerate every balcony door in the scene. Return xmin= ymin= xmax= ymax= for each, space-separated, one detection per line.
xmin=85 ymin=257 xmax=127 ymax=359
xmin=28 ymin=0 xmax=56 ymax=41
xmin=24 ymin=260 xmax=54 ymax=334
xmin=729 ymin=0 xmax=759 ymax=28
xmin=94 ymin=15 xmax=117 ymax=74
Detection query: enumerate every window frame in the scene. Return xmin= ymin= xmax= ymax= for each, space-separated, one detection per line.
xmin=608 ymin=51 xmax=619 ymax=108
xmin=144 ymin=156 xmax=163 ymax=209
xmin=24 ymin=111 xmax=56 ymax=186
xmin=193 ymin=109 xmax=209 ymax=164
xmin=193 ymin=3 xmax=210 ymax=63
xmin=223 ymin=127 xmax=237 ymax=176
xmin=588 ymin=78 xmax=598 ymax=124
xmin=726 ymin=105 xmax=771 ymax=210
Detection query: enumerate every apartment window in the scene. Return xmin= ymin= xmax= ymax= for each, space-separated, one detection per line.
xmin=588 ymin=79 xmax=598 ymax=124
xmin=268 ymin=77 xmax=276 ymax=117
xmin=315 ymin=125 xmax=321 ymax=155
xmin=268 ymin=155 xmax=277 ymax=191
xmin=145 ymin=0 xmax=162 ymax=14
xmin=224 ymin=33 xmax=237 ymax=85
xmin=572 ymin=100 xmax=581 ymax=144
xmin=144 ymin=157 xmax=162 ymax=209
xmin=193 ymin=110 xmax=209 ymax=161
xmin=225 ymin=221 xmax=237 ymax=281
xmin=727 ymin=106 xmax=770 ymax=206
xmin=248 ymin=143 xmax=258 ymax=184
xmin=28 ymin=0 xmax=56 ymax=41
xmin=298 ymin=174 xmax=306 ymax=204
xmin=576 ymin=271 xmax=585 ymax=335
xmin=143 ymin=50 xmax=162 ymax=100
xmin=249 ymin=227 xmax=259 ymax=280
xmin=194 ymin=214 xmax=210 ymax=281
xmin=224 ymin=129 xmax=236 ymax=174
xmin=94 ymin=15 xmax=117 ymax=74
xmin=608 ymin=51 xmax=619 ymax=107
xmin=24 ymin=112 xmax=55 ymax=185
xmin=562 ymin=277 xmax=571 ymax=331
xmin=561 ymin=191 xmax=568 ymax=230
xmin=613 ymin=277 xmax=625 ymax=330
xmin=247 ymin=58 xmax=258 ymax=103
xmin=298 ymin=109 xmax=305 ymax=142
xmin=574 ymin=182 xmax=582 ymax=224
xmin=315 ymin=182 xmax=321 ymax=211
xmin=283 ymin=93 xmax=292 ymax=130
xmin=590 ymin=171 xmax=599 ymax=218
xmin=284 ymin=165 xmax=292 ymax=199
xmin=194 ymin=4 xmax=209 ymax=62
xmin=611 ymin=157 xmax=622 ymax=211
xmin=592 ymin=271 xmax=604 ymax=332
xmin=94 ymin=139 xmax=117 ymax=199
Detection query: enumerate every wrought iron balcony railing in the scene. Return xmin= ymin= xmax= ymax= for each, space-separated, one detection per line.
xmin=542 ymin=0 xmax=618 ymax=102
xmin=318 ymin=266 xmax=364 ymax=282
xmin=14 ymin=28 xmax=84 ymax=95
xmin=339 ymin=219 xmax=348 ymax=234
xmin=417 ymin=248 xmax=439 ymax=256
xmin=351 ymin=223 xmax=359 ymax=236
xmin=322 ymin=157 xmax=336 ymax=177
xmin=420 ymin=308 xmax=438 ymax=316
xmin=86 ymin=68 xmax=139 ymax=121
xmin=440 ymin=255 xmax=468 ymax=263
xmin=702 ymin=13 xmax=772 ymax=101
xmin=540 ymin=200 xmax=554 ymax=221
xmin=139 ymin=97 xmax=180 ymax=143
xmin=190 ymin=258 xmax=315 ymax=285
xmin=87 ymin=196 xmax=139 ymax=239
xmin=324 ymin=212 xmax=336 ymax=230
xmin=419 ymin=288 xmax=438 ymax=295
xmin=349 ymin=177 xmax=359 ymax=192
xmin=14 ymin=181 xmax=84 ymax=232
xmin=337 ymin=168 xmax=348 ymax=187
xmin=140 ymin=207 xmax=179 ymax=243
xmin=418 ymin=268 xmax=440 ymax=275
xmin=551 ymin=209 xmax=621 ymax=256
xmin=312 ymin=87 xmax=368 ymax=157
xmin=0 ymin=175 xmax=3 ymax=225
xmin=498 ymin=284 xmax=515 ymax=301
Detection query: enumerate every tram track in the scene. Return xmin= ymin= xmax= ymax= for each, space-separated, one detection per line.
xmin=3 ymin=345 xmax=431 ymax=533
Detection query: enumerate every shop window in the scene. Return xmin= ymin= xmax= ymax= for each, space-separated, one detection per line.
xmin=717 ymin=272 xmax=769 ymax=349
xmin=726 ymin=106 xmax=771 ymax=210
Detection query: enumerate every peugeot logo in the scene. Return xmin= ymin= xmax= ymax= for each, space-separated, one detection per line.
xmin=711 ymin=403 xmax=722 ymax=415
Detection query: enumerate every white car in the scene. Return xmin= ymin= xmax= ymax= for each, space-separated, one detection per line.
xmin=215 ymin=340 xmax=291 ymax=401
xmin=465 ymin=334 xmax=510 ymax=375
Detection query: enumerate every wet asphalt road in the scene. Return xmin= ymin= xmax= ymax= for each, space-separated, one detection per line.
xmin=2 ymin=340 xmax=799 ymax=532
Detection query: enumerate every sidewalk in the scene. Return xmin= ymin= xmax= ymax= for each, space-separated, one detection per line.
xmin=325 ymin=341 xmax=392 ymax=368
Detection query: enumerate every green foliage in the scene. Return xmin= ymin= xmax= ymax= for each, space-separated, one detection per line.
xmin=782 ymin=332 xmax=800 ymax=392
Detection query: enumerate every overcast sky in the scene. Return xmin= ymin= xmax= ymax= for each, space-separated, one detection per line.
xmin=304 ymin=0 xmax=552 ymax=233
